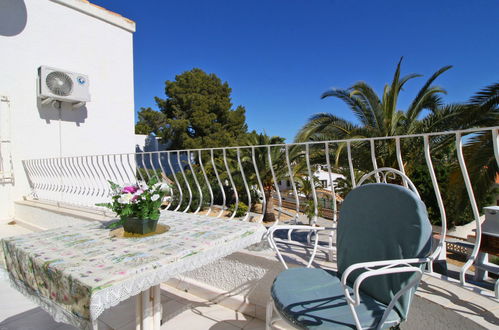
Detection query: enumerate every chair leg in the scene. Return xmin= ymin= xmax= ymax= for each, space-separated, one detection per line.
xmin=266 ymin=300 xmax=273 ymax=330
xmin=495 ymin=279 xmax=499 ymax=299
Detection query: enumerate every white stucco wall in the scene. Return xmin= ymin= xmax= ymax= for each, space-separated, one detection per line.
xmin=0 ymin=0 xmax=135 ymax=220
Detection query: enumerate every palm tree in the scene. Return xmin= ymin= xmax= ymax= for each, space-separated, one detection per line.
xmin=296 ymin=58 xmax=497 ymax=226
xmin=295 ymin=175 xmax=322 ymax=200
xmin=295 ymin=58 xmax=455 ymax=170
xmin=244 ymin=132 xmax=289 ymax=222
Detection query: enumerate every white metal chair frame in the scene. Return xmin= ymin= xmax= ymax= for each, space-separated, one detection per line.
xmin=267 ymin=168 xmax=425 ymax=268
xmin=266 ymin=168 xmax=431 ymax=330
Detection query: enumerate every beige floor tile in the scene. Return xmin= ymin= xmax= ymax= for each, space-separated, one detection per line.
xmin=0 ymin=224 xmax=32 ymax=239
xmin=242 ymin=317 xmax=266 ymax=330
xmin=161 ymin=308 xmax=233 ymax=330
xmin=200 ymin=304 xmax=252 ymax=327
xmin=161 ymin=283 xmax=209 ymax=304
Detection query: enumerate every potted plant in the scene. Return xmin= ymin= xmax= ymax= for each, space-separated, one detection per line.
xmin=97 ymin=177 xmax=171 ymax=235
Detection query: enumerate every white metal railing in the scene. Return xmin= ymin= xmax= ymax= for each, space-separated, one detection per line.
xmin=22 ymin=126 xmax=499 ymax=295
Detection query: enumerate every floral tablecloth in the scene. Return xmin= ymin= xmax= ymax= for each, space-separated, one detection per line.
xmin=1 ymin=211 xmax=266 ymax=329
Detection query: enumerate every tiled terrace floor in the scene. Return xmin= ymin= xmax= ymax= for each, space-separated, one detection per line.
xmin=2 ymin=221 xmax=498 ymax=329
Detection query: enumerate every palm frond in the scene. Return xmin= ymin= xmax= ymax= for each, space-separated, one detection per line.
xmin=407 ymin=65 xmax=452 ymax=120
xmin=350 ymin=82 xmax=383 ymax=131
xmin=321 ymin=88 xmax=373 ymax=127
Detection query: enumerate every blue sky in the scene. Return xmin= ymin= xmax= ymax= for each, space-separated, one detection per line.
xmin=94 ymin=0 xmax=498 ymax=142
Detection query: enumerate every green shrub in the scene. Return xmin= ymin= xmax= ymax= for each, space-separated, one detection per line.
xmin=228 ymin=202 xmax=249 ymax=218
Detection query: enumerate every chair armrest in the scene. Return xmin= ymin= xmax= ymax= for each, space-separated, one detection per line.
xmin=267 ymin=225 xmax=326 ymax=269
xmin=342 ymin=265 xmax=423 ymax=306
xmin=267 ymin=225 xmax=326 ymax=234
xmin=341 ymin=257 xmax=428 ymax=289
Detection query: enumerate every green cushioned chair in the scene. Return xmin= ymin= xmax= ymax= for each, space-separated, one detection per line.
xmin=267 ymin=176 xmax=432 ymax=330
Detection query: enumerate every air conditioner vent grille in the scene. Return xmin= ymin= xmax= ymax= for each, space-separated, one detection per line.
xmin=46 ymin=71 xmax=73 ymax=96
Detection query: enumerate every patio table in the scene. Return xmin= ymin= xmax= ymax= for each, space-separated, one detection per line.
xmin=1 ymin=211 xmax=266 ymax=330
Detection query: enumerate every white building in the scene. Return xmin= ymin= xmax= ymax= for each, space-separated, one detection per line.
xmin=0 ymin=0 xmax=136 ymax=220
xmin=278 ymin=165 xmax=344 ymax=194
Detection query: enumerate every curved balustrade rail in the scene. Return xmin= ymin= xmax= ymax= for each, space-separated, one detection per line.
xmin=22 ymin=126 xmax=499 ymax=294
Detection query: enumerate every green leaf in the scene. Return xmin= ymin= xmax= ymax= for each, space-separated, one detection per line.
xmin=108 ymin=180 xmax=121 ymax=191
xmin=106 ymin=219 xmax=125 ymax=229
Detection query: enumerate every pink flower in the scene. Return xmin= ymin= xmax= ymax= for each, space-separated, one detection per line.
xmin=122 ymin=185 xmax=138 ymax=194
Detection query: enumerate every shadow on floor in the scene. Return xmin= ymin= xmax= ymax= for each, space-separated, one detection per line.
xmin=0 ymin=307 xmax=75 ymax=330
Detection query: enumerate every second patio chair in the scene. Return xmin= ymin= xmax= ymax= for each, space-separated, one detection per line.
xmin=266 ymin=180 xmax=432 ymax=329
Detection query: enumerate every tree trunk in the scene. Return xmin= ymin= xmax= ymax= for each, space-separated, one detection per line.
xmin=263 ymin=188 xmax=275 ymax=222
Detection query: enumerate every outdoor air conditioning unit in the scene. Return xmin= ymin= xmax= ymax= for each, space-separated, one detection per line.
xmin=38 ymin=66 xmax=90 ymax=109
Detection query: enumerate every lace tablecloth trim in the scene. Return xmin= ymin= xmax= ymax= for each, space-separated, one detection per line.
xmin=89 ymin=225 xmax=266 ymax=321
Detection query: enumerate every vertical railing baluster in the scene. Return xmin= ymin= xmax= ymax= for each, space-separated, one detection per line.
xmin=60 ymin=158 xmax=72 ymax=201
xmin=178 ymin=151 xmax=192 ymax=213
xmin=135 ymin=153 xmax=146 ymax=183
xmin=268 ymin=146 xmax=282 ymax=224
xmin=167 ymin=151 xmax=182 ymax=212
xmin=325 ymin=143 xmax=337 ymax=222
xmin=33 ymin=159 xmax=43 ymax=194
xmin=76 ymin=157 xmax=89 ymax=204
xmin=149 ymin=152 xmax=161 ymax=182
xmin=45 ymin=158 xmax=57 ymax=193
xmin=187 ymin=150 xmax=203 ymax=214
xmin=423 ymin=135 xmax=447 ymax=273
xmin=37 ymin=158 xmax=50 ymax=194
xmin=199 ymin=150 xmax=214 ymax=216
xmin=119 ymin=154 xmax=133 ymax=184
xmin=113 ymin=154 xmax=125 ymax=185
xmin=83 ymin=156 xmax=98 ymax=199
xmin=252 ymin=146 xmax=265 ymax=223
xmin=22 ymin=160 xmax=36 ymax=198
xmin=96 ymin=155 xmax=111 ymax=197
xmin=370 ymin=139 xmax=380 ymax=183
xmin=33 ymin=159 xmax=43 ymax=195
xmin=77 ymin=156 xmax=92 ymax=202
xmin=156 ymin=151 xmax=171 ymax=210
xmin=156 ymin=152 xmax=167 ymax=183
xmin=237 ymin=148 xmax=251 ymax=221
xmin=285 ymin=145 xmax=299 ymax=224
xmin=48 ymin=158 xmax=60 ymax=202
xmin=106 ymin=154 xmax=120 ymax=185
xmin=89 ymin=155 xmax=104 ymax=199
xmin=347 ymin=141 xmax=356 ymax=188
xmin=125 ymin=153 xmax=137 ymax=183
xmin=63 ymin=157 xmax=76 ymax=198
xmin=223 ymin=149 xmax=239 ymax=220
xmin=395 ymin=137 xmax=408 ymax=188
xmin=456 ymin=132 xmax=481 ymax=286
xmin=211 ymin=149 xmax=226 ymax=218
xmin=493 ymin=129 xmax=499 ymax=167
xmin=29 ymin=160 xmax=38 ymax=193
xmin=139 ymin=153 xmax=150 ymax=181
xmin=72 ymin=157 xmax=86 ymax=198
xmin=101 ymin=155 xmax=113 ymax=199
xmin=305 ymin=144 xmax=318 ymax=225
xmin=55 ymin=158 xmax=66 ymax=195
xmin=84 ymin=156 xmax=97 ymax=199
xmin=83 ymin=156 xmax=96 ymax=200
